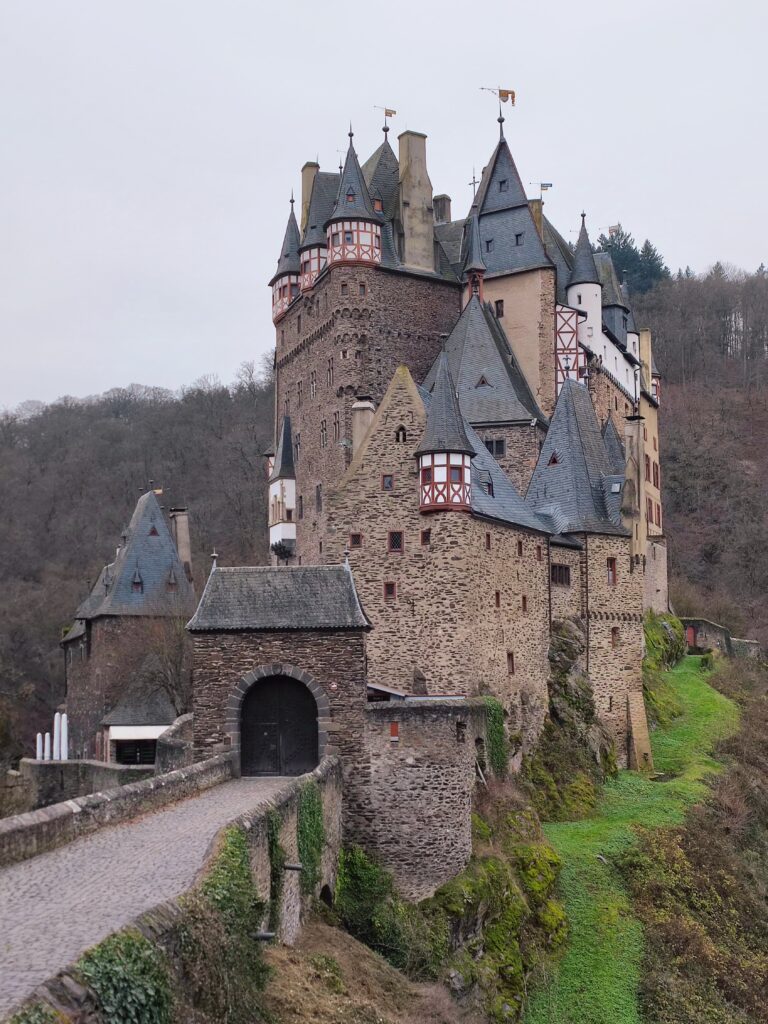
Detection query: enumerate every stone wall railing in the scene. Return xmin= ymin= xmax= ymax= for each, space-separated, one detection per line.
xmin=154 ymin=712 xmax=195 ymax=775
xmin=0 ymin=752 xmax=235 ymax=868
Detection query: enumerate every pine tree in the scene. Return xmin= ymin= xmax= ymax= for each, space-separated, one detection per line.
xmin=637 ymin=240 xmax=671 ymax=293
xmin=596 ymin=224 xmax=642 ymax=293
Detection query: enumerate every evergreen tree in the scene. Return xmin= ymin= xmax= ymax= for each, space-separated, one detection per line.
xmin=637 ymin=240 xmax=671 ymax=293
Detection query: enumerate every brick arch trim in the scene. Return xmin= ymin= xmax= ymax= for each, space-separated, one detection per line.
xmin=225 ymin=663 xmax=331 ymax=774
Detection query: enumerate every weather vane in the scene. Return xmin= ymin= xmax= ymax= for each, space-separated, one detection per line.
xmin=374 ymin=105 xmax=397 ymax=133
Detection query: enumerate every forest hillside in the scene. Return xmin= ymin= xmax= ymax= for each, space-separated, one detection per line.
xmin=1 ymin=260 xmax=766 ymax=758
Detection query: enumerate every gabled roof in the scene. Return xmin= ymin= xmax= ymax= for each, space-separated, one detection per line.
xmin=326 ymin=133 xmax=377 ymax=224
xmin=568 ymin=215 xmax=600 ymax=288
xmin=595 ymin=252 xmax=627 ymax=308
xmin=434 ymin=219 xmax=467 ymax=275
xmin=102 ymin=686 xmax=177 ymax=727
xmin=415 ymin=351 xmax=474 ymax=457
xmin=300 ymin=171 xmax=340 ymax=250
xmin=361 ymin=134 xmax=399 ymax=218
xmin=269 ymin=201 xmax=301 ymax=285
xmin=602 ymin=417 xmax=626 ymax=474
xmin=416 ymin=384 xmax=548 ymax=534
xmin=75 ymin=491 xmax=197 ymax=620
xmin=526 ymin=380 xmax=627 ymax=535
xmin=187 ymin=564 xmax=370 ymax=632
xmin=269 ymin=415 xmax=295 ymax=482
xmin=423 ymin=295 xmax=544 ymax=425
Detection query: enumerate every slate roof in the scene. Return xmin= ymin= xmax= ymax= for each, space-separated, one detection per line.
xmin=462 ymin=211 xmax=486 ymax=274
xmin=361 ymin=135 xmax=400 ymax=218
xmin=74 ymin=491 xmax=197 ymax=620
xmin=417 ymin=385 xmax=548 ymax=534
xmin=568 ymin=215 xmax=600 ymax=287
xmin=422 ymin=296 xmax=544 ymax=425
xmin=595 ymin=252 xmax=627 ymax=308
xmin=269 ymin=415 xmax=295 ymax=482
xmin=414 ymin=351 xmax=474 ymax=457
xmin=187 ymin=564 xmax=370 ymax=632
xmin=434 ymin=219 xmax=467 ymax=276
xmin=300 ymin=171 xmax=340 ymax=250
xmin=326 ymin=134 xmax=378 ymax=224
xmin=102 ymin=686 xmax=177 ymax=727
xmin=468 ymin=134 xmax=551 ymax=278
xmin=602 ymin=417 xmax=626 ymax=474
xmin=526 ymin=380 xmax=627 ymax=535
xmin=269 ymin=202 xmax=301 ymax=285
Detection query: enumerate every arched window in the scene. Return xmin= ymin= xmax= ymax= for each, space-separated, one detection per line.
xmin=395 ymin=425 xmax=407 ymax=443
xmin=611 ymin=626 xmax=620 ymax=648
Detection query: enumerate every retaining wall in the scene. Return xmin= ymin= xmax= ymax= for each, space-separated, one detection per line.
xmin=0 ymin=753 xmax=235 ymax=868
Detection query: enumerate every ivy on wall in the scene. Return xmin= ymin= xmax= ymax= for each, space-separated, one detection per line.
xmin=483 ymin=696 xmax=508 ymax=778
xmin=266 ymin=808 xmax=287 ymax=931
xmin=297 ymin=781 xmax=325 ymax=895
xmin=77 ymin=931 xmax=173 ymax=1024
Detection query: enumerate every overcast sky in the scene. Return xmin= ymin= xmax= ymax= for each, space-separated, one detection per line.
xmin=1 ymin=0 xmax=765 ymax=408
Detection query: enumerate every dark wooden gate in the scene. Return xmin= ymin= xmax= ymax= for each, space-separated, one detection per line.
xmin=240 ymin=676 xmax=318 ymax=776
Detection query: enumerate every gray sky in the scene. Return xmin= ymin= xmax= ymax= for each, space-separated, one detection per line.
xmin=1 ymin=0 xmax=765 ymax=408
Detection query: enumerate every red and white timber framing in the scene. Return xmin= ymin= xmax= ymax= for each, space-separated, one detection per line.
xmin=327 ymin=220 xmax=382 ymax=265
xmin=299 ymin=246 xmax=327 ymax=292
xmin=272 ymin=275 xmax=299 ymax=322
xmin=555 ymin=304 xmax=586 ymax=393
xmin=418 ymin=453 xmax=472 ymax=512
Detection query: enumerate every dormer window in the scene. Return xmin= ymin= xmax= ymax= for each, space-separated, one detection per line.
xmin=548 ymin=452 xmax=560 ymax=466
xmin=495 ymin=299 xmax=504 ymax=317
xmin=499 ymin=179 xmax=508 ymax=192
xmin=485 ymin=239 xmax=494 ymax=253
xmin=148 ymin=525 xmax=159 ymax=537
xmin=476 ymin=375 xmax=491 ymax=388
xmin=515 ymin=232 xmax=525 ymax=246
xmin=373 ymin=198 xmax=383 ymax=212
xmin=346 ymin=190 xmax=355 ymax=203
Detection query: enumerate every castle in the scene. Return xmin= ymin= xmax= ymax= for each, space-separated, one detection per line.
xmin=63 ymin=115 xmax=667 ymax=897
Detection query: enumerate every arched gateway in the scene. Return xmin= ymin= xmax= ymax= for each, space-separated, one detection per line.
xmin=241 ymin=675 xmax=318 ymax=776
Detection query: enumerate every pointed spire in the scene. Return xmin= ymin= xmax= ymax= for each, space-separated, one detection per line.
xmin=269 ymin=200 xmax=301 ymax=285
xmin=269 ymin=415 xmax=295 ymax=482
xmin=326 ymin=131 xmax=377 ymax=224
xmin=568 ymin=213 xmax=600 ymax=287
xmin=415 ymin=352 xmax=474 ymax=457
xmin=498 ymin=101 xmax=505 ymax=138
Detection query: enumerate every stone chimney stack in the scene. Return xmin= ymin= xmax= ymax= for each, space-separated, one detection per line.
xmin=398 ymin=131 xmax=435 ymax=272
xmin=639 ymin=328 xmax=653 ymax=387
xmin=169 ymin=508 xmax=193 ymax=584
xmin=300 ymin=161 xmax=320 ymax=232
xmin=351 ymin=396 xmax=376 ymax=455
xmin=433 ymin=194 xmax=452 ymax=225
xmin=528 ymin=199 xmax=544 ymax=240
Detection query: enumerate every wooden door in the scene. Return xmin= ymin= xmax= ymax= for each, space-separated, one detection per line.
xmin=240 ymin=676 xmax=318 ymax=776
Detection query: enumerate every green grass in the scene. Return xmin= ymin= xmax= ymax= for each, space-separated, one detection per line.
xmin=524 ymin=657 xmax=739 ymax=1024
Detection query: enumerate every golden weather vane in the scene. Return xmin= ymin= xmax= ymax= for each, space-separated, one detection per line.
xmin=374 ymin=105 xmax=397 ymax=132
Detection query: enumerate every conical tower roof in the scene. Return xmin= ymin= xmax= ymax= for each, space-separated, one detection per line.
xmin=568 ymin=214 xmax=600 ymax=287
xmin=326 ymin=130 xmax=377 ymax=224
xmin=362 ymin=133 xmax=399 ymax=217
xmin=300 ymin=171 xmax=340 ymax=250
xmin=269 ymin=201 xmax=301 ymax=286
xmin=415 ymin=352 xmax=474 ymax=457
xmin=269 ymin=415 xmax=295 ymax=482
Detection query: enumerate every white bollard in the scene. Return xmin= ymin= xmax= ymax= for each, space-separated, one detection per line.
xmin=61 ymin=713 xmax=69 ymax=761
xmin=36 ymin=733 xmax=43 ymax=760
xmin=53 ymin=712 xmax=61 ymax=761
xmin=44 ymin=732 xmax=51 ymax=761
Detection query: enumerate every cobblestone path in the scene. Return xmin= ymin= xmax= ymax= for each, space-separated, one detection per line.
xmin=0 ymin=777 xmax=291 ymax=1016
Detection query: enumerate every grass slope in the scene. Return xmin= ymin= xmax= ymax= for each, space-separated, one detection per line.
xmin=524 ymin=657 xmax=739 ymax=1024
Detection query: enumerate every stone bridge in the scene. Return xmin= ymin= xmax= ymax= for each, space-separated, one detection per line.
xmin=0 ymin=755 xmax=342 ymax=1020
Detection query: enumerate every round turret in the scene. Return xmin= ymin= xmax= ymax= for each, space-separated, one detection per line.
xmin=415 ymin=352 xmax=474 ymax=513
xmin=325 ymin=130 xmax=382 ymax=267
xmin=270 ymin=199 xmax=301 ymax=323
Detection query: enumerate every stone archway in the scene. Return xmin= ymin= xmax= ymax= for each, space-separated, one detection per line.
xmin=225 ymin=663 xmax=331 ymax=776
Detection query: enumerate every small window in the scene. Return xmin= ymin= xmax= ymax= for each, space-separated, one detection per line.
xmin=395 ymin=425 xmax=407 ymax=443
xmin=316 ymin=484 xmax=322 ymax=512
xmin=499 ymin=179 xmax=508 ymax=192
xmin=297 ymin=314 xmax=301 ymax=333
xmin=450 ymin=466 xmax=462 ymax=483
xmin=148 ymin=525 xmax=159 ymax=537
xmin=507 ymin=652 xmax=515 ymax=675
xmin=611 ymin=626 xmax=620 ymax=648
xmin=332 ymin=231 xmax=341 ymax=246
xmin=286 ymin=509 xmax=293 ymax=522
xmin=390 ymin=721 xmax=399 ymax=740
xmin=548 ymin=452 xmax=559 ymax=466
xmin=607 ymin=557 xmax=617 ymax=586
xmin=359 ymin=282 xmax=366 ymax=296
xmin=420 ymin=466 xmax=432 ymax=485
xmin=614 ymin=397 xmax=619 ymax=410
xmin=481 ymin=477 xmax=494 ymax=497
xmin=341 ymin=282 xmax=348 ymax=296
xmin=349 ymin=532 xmax=363 ymax=549
xmin=485 ymin=532 xmax=491 ymax=551
xmin=388 ymin=531 xmax=404 ymax=553
xmin=456 ymin=721 xmax=467 ymax=743
xmin=298 ymin=495 xmax=303 ymax=519
xmin=577 ymin=293 xmax=582 ymax=305
xmin=653 ymin=435 xmax=657 ymax=451
xmin=494 ymin=591 xmax=501 ymax=608
xmin=484 ymin=438 xmax=505 ymax=458
xmin=476 ymin=375 xmax=491 ymax=388
xmin=521 ymin=594 xmax=528 ymax=612
xmin=346 ymin=190 xmax=355 ymax=203
xmin=517 ymin=540 xmax=523 ymax=557
xmin=382 ymin=474 xmax=394 ymax=491
xmin=421 ymin=529 xmax=431 ymax=546
xmin=485 ymin=239 xmax=494 ymax=253
xmin=515 ymin=232 xmax=524 ymax=246
xmin=495 ymin=299 xmax=504 ymax=317
xmin=384 ymin=581 xmax=397 ymax=601
xmin=551 ymin=564 xmax=571 ymax=586
xmin=373 ymin=198 xmax=383 ymax=212
xmin=536 ymin=544 xmax=542 ymax=562
xmin=344 ymin=230 xmax=354 ymax=244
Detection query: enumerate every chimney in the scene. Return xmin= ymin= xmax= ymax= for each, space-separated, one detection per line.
xmin=169 ymin=508 xmax=193 ymax=584
xmin=351 ymin=396 xmax=376 ymax=455
xmin=300 ymin=161 xmax=319 ymax=232
xmin=639 ymin=328 xmax=653 ymax=386
xmin=528 ymin=199 xmax=544 ymax=240
xmin=397 ymin=131 xmax=435 ymax=272
xmin=433 ymin=194 xmax=452 ymax=225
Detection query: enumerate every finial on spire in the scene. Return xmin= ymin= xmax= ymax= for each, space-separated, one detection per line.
xmin=469 ymin=167 xmax=479 ymax=197
xmin=498 ymin=101 xmax=505 ymax=138
xmin=210 ymin=549 xmax=218 ymax=570
xmin=581 ymin=211 xmax=586 ymax=224
xmin=348 ymin=121 xmax=354 ymax=140
xmin=290 ymin=190 xmax=294 ymax=208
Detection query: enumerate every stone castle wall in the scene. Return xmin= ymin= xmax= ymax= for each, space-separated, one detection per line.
xmin=274 ymin=264 xmax=460 ymax=563
xmin=474 ymin=421 xmax=545 ymax=496
xmin=644 ymin=537 xmax=668 ymax=613
xmin=549 ymin=544 xmax=584 ymax=622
